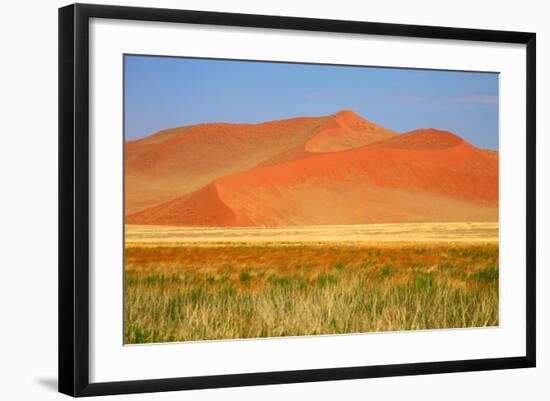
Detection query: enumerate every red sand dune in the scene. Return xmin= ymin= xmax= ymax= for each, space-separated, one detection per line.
xmin=125 ymin=110 xmax=395 ymax=214
xmin=126 ymin=123 xmax=499 ymax=227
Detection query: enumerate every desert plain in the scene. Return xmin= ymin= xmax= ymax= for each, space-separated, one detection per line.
xmin=125 ymin=223 xmax=498 ymax=343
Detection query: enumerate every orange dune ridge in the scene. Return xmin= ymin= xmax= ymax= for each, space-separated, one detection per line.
xmin=126 ymin=111 xmax=498 ymax=227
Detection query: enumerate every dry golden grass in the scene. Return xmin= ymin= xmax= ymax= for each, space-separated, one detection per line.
xmin=125 ymin=238 xmax=498 ymax=344
xmin=125 ymin=222 xmax=499 ymax=245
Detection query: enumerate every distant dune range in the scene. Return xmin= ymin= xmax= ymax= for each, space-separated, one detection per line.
xmin=125 ymin=110 xmax=498 ymax=227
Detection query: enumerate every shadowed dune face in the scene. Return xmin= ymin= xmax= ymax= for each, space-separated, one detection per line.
xmin=125 ymin=111 xmax=396 ymax=214
xmin=126 ymin=115 xmax=499 ymax=227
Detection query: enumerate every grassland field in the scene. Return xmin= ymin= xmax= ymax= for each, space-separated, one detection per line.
xmin=124 ymin=222 xmax=499 ymax=344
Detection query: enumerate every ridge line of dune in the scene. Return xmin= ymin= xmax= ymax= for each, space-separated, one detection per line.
xmin=304 ymin=110 xmax=397 ymax=153
xmin=255 ymin=111 xmax=398 ymax=169
xmin=132 ymin=116 xmax=327 ymax=144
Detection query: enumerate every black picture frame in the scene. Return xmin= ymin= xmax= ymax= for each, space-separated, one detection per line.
xmin=59 ymin=3 xmax=536 ymax=397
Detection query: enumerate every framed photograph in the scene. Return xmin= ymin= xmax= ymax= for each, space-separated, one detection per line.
xmin=58 ymin=3 xmax=536 ymax=397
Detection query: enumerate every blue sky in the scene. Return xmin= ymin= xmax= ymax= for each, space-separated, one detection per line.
xmin=124 ymin=55 xmax=499 ymax=150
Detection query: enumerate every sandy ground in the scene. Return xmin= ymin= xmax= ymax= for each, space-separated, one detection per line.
xmin=125 ymin=222 xmax=498 ymax=246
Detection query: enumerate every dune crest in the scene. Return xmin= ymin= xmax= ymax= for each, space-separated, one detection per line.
xmin=305 ymin=109 xmax=397 ymax=153
xmin=371 ymin=128 xmax=466 ymax=150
